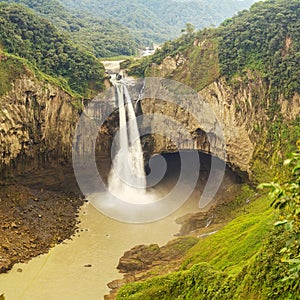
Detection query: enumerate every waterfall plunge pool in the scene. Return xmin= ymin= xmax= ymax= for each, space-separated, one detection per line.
xmin=0 ymin=152 xmax=241 ymax=300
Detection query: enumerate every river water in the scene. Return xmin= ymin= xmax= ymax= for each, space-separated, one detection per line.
xmin=0 ymin=203 xmax=193 ymax=300
xmin=0 ymin=153 xmax=226 ymax=300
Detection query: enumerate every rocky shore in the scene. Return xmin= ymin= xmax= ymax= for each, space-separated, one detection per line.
xmin=104 ymin=237 xmax=198 ymax=300
xmin=0 ymin=168 xmax=84 ymax=274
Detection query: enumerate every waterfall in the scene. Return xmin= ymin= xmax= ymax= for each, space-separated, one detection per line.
xmin=108 ymin=75 xmax=147 ymax=203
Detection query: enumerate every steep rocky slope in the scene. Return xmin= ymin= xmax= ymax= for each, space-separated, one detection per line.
xmin=140 ymin=66 xmax=299 ymax=174
xmin=0 ymin=53 xmax=86 ymax=274
xmin=0 ymin=54 xmax=78 ymax=176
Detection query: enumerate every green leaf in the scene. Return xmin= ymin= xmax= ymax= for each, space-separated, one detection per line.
xmin=279 ymin=247 xmax=288 ymax=253
xmin=257 ymin=182 xmax=277 ymax=189
xmin=292 ymin=163 xmax=300 ymax=174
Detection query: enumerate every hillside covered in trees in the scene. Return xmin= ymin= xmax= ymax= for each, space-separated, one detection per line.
xmin=0 ymin=0 xmax=260 ymax=96
xmin=1 ymin=0 xmax=137 ymax=57
xmin=59 ymin=0 xmax=257 ymax=47
xmin=0 ymin=2 xmax=105 ymax=97
xmin=1 ymin=0 xmax=258 ymax=58
xmin=127 ymin=0 xmax=300 ymax=99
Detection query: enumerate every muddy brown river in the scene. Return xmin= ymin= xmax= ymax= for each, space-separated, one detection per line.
xmin=0 ymin=188 xmax=199 ymax=299
xmin=0 ymin=152 xmax=237 ymax=300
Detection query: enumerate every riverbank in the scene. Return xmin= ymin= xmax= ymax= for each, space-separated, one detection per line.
xmin=104 ymin=164 xmax=245 ymax=299
xmin=0 ymin=168 xmax=84 ymax=274
xmin=104 ymin=184 xmax=272 ymax=299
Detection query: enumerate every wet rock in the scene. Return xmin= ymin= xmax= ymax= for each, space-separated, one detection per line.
xmin=106 ymin=237 xmax=198 ymax=299
xmin=118 ymin=258 xmax=144 ymax=272
xmin=107 ymin=279 xmax=124 ymax=289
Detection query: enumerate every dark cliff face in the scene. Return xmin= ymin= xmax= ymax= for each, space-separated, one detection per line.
xmin=0 ymin=72 xmax=79 ymax=177
xmin=2 ymin=66 xmax=299 ymax=182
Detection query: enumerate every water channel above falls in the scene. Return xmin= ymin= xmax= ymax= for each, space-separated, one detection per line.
xmin=0 ymin=152 xmax=239 ymax=300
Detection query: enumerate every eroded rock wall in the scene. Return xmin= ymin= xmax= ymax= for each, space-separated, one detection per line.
xmin=142 ymin=56 xmax=300 ymax=174
xmin=0 ymin=72 xmax=79 ymax=176
xmin=1 ymin=58 xmax=299 ymax=179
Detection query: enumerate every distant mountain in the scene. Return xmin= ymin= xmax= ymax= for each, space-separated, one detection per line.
xmin=1 ymin=0 xmax=259 ymax=57
xmin=59 ymin=0 xmax=258 ymax=44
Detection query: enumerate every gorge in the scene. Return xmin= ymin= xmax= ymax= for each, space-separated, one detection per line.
xmin=0 ymin=0 xmax=300 ymax=299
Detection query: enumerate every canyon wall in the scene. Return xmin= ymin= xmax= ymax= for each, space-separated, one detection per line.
xmin=0 ymin=70 xmax=79 ymax=176
xmin=1 ymin=58 xmax=299 ymax=179
xmin=140 ymin=56 xmax=300 ymax=174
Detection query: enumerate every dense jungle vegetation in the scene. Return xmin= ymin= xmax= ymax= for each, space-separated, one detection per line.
xmin=126 ymin=0 xmax=300 ymax=99
xmin=0 ymin=0 xmax=258 ymax=98
xmin=1 ymin=0 xmax=138 ymax=57
xmin=1 ymin=0 xmax=257 ymax=57
xmin=0 ymin=2 xmax=105 ymax=97
xmin=59 ymin=0 xmax=257 ymax=46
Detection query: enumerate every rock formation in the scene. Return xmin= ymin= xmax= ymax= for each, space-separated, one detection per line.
xmin=0 ymin=70 xmax=79 ymax=177
xmin=1 ymin=56 xmax=299 ymax=181
xmin=141 ymin=56 xmax=300 ymax=175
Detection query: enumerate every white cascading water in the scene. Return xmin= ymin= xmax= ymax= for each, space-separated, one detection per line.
xmin=108 ymin=75 xmax=148 ymax=204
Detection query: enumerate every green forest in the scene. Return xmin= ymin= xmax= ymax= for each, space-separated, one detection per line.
xmin=0 ymin=0 xmax=258 ymax=58
xmin=219 ymin=0 xmax=300 ymax=99
xmin=0 ymin=2 xmax=105 ymax=97
xmin=59 ymin=0 xmax=257 ymax=46
xmin=127 ymin=0 xmax=300 ymax=99
xmin=0 ymin=0 xmax=260 ymax=97
xmin=1 ymin=0 xmax=137 ymax=58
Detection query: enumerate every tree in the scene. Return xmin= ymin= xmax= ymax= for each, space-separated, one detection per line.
xmin=181 ymin=23 xmax=195 ymax=36
xmin=258 ymin=142 xmax=300 ymax=287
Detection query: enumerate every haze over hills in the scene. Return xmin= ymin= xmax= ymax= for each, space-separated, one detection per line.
xmin=1 ymin=0 xmax=258 ymax=57
xmin=59 ymin=0 xmax=258 ymax=47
